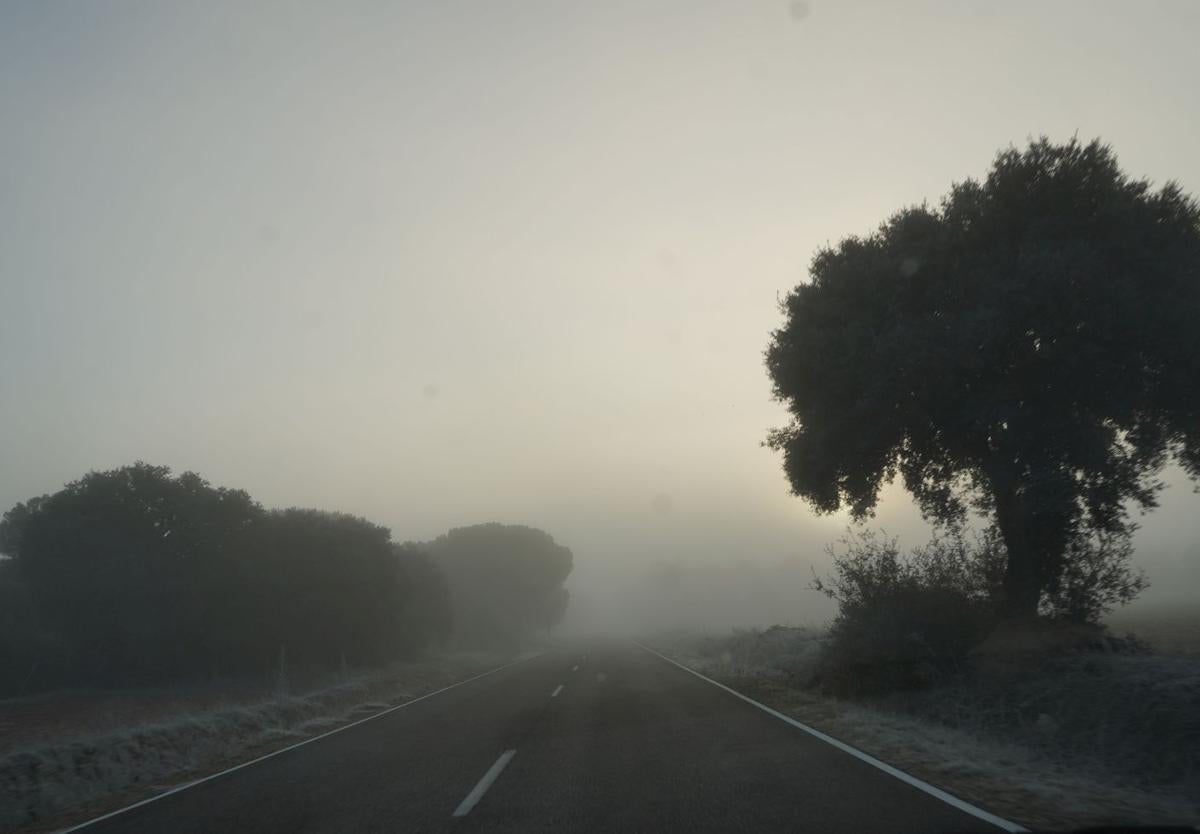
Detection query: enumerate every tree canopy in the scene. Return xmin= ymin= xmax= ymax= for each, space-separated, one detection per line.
xmin=766 ymin=137 xmax=1200 ymax=617
xmin=426 ymin=523 xmax=573 ymax=649
xmin=0 ymin=463 xmax=262 ymax=684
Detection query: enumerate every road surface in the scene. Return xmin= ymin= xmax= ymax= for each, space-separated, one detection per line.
xmin=66 ymin=643 xmax=1016 ymax=833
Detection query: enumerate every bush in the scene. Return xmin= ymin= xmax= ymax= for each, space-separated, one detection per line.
xmin=814 ymin=525 xmax=1150 ymax=696
xmin=1043 ymin=531 xmax=1148 ymax=624
xmin=814 ymin=530 xmax=996 ymax=696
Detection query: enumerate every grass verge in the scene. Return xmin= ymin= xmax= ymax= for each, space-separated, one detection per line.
xmin=0 ymin=652 xmax=514 ymax=833
xmin=650 ymin=629 xmax=1199 ymax=830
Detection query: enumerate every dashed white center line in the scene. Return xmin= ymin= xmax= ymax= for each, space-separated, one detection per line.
xmin=452 ymin=750 xmax=516 ymax=817
xmin=551 ymin=684 xmax=564 ymax=697
xmin=572 ymin=665 xmax=579 ymax=672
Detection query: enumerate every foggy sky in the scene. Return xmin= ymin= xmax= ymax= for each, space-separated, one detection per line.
xmin=3 ymin=1 xmax=1198 ymax=631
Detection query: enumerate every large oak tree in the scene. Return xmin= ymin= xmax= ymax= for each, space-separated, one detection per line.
xmin=766 ymin=138 xmax=1200 ymax=618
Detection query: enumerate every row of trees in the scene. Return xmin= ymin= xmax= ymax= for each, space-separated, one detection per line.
xmin=0 ymin=463 xmax=572 ymax=695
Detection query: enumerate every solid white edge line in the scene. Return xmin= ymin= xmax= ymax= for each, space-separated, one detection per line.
xmin=633 ymin=642 xmax=1026 ymax=834
xmin=58 ymin=654 xmax=542 ymax=833
xmin=452 ymin=749 xmax=517 ymax=817
xmin=550 ymin=684 xmax=564 ymax=697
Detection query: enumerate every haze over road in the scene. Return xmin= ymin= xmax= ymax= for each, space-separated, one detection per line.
xmin=68 ymin=645 xmax=1013 ymax=833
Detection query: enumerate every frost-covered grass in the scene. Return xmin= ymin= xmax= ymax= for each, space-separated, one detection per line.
xmin=809 ymin=689 xmax=1198 ymax=830
xmin=651 ymin=628 xmax=1200 ymax=830
xmin=0 ymin=653 xmax=507 ymax=833
xmin=875 ymin=653 xmax=1200 ymax=790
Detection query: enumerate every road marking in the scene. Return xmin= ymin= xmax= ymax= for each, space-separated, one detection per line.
xmin=551 ymin=684 xmax=564 ymax=697
xmin=452 ymin=749 xmax=516 ymax=817
xmin=59 ymin=654 xmax=542 ymax=833
xmin=572 ymin=664 xmax=579 ymax=672
xmin=634 ymin=642 xmax=1026 ymax=834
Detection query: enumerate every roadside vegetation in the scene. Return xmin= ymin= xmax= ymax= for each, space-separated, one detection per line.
xmin=658 ymin=605 xmax=1199 ymax=829
xmin=811 ymin=526 xmax=1147 ymax=697
xmin=0 ymin=462 xmax=572 ymax=831
xmin=0 ymin=653 xmax=512 ymax=832
xmin=0 ymin=462 xmax=573 ymax=696
xmin=663 ymin=136 xmax=1200 ymax=828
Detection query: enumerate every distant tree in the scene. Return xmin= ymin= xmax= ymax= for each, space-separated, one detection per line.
xmin=766 ymin=138 xmax=1200 ymax=618
xmin=393 ymin=542 xmax=453 ymax=647
xmin=426 ymin=523 xmax=573 ymax=649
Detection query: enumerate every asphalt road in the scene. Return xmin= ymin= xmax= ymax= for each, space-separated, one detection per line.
xmin=67 ymin=643 xmax=1015 ymax=834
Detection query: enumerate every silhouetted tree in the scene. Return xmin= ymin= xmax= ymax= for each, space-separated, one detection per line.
xmin=426 ymin=523 xmax=573 ymax=649
xmin=767 ymin=138 xmax=1200 ymax=618
xmin=0 ymin=463 xmax=262 ymax=684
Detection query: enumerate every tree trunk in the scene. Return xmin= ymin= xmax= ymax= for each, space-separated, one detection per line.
xmin=992 ymin=483 xmax=1043 ymax=619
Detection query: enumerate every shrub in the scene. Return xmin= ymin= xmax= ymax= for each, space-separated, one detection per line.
xmin=814 ymin=530 xmax=995 ymax=696
xmin=1042 ymin=530 xmax=1148 ymax=624
xmin=814 ymin=525 xmax=1150 ymax=696
xmin=694 ymin=626 xmax=826 ymax=682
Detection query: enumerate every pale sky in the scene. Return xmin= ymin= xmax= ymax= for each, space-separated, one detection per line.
xmin=2 ymin=1 xmax=1198 ymax=630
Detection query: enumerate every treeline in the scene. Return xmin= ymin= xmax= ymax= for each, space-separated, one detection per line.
xmin=0 ymin=463 xmax=572 ymax=695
